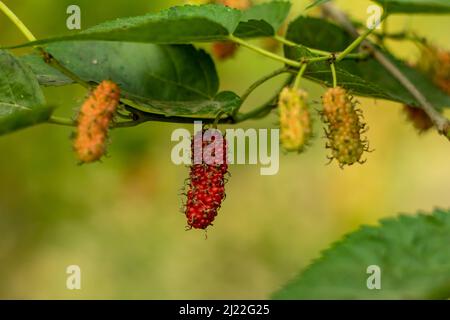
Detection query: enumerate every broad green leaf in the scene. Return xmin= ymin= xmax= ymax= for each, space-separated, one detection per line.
xmin=7 ymin=5 xmax=242 ymax=48
xmin=373 ymin=0 xmax=450 ymax=14
xmin=234 ymin=1 xmax=292 ymax=37
xmin=19 ymin=55 xmax=72 ymax=87
xmin=6 ymin=3 xmax=292 ymax=49
xmin=285 ymin=17 xmax=450 ymax=109
xmin=273 ymin=209 xmax=450 ymax=299
xmin=306 ymin=0 xmax=331 ymax=10
xmin=132 ymin=91 xmax=241 ymax=117
xmin=0 ymin=106 xmax=53 ymax=135
xmin=24 ymin=41 xmax=240 ymax=117
xmin=0 ymin=50 xmax=51 ymax=136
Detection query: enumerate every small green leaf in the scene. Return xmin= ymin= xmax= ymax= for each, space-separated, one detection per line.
xmin=0 ymin=50 xmax=51 ymax=136
xmin=306 ymin=0 xmax=331 ymax=10
xmin=373 ymin=0 xmax=450 ymax=14
xmin=285 ymin=17 xmax=450 ymax=109
xmin=234 ymin=1 xmax=292 ymax=37
xmin=23 ymin=41 xmax=240 ymax=117
xmin=273 ymin=209 xmax=450 ymax=299
xmin=0 ymin=106 xmax=53 ymax=136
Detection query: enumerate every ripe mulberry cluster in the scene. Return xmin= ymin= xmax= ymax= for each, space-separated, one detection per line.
xmin=278 ymin=87 xmax=312 ymax=152
xmin=73 ymin=80 xmax=120 ymax=163
xmin=184 ymin=129 xmax=228 ymax=230
xmin=321 ymin=86 xmax=368 ymax=167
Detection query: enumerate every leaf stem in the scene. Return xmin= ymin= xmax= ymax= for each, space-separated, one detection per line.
xmin=240 ymin=67 xmax=290 ymax=104
xmin=229 ymin=35 xmax=301 ymax=68
xmin=274 ymin=35 xmax=330 ymax=56
xmin=37 ymin=48 xmax=91 ymax=89
xmin=234 ymin=75 xmax=294 ymax=123
xmin=335 ymin=15 xmax=385 ymax=62
xmin=115 ymin=109 xmax=234 ymax=128
xmin=48 ymin=116 xmax=75 ymax=127
xmin=294 ymin=63 xmax=308 ymax=89
xmin=330 ymin=62 xmax=337 ymax=88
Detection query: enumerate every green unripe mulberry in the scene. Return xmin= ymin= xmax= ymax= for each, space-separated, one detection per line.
xmin=321 ymin=87 xmax=368 ymax=167
xmin=278 ymin=87 xmax=312 ymax=152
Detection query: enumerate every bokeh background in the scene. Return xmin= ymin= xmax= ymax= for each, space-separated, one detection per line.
xmin=0 ymin=0 xmax=449 ymax=299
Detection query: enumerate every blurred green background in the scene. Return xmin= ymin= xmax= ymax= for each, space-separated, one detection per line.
xmin=0 ymin=0 xmax=449 ymax=299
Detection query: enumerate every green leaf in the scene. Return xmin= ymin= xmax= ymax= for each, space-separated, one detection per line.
xmin=234 ymin=1 xmax=292 ymax=37
xmin=6 ymin=3 xmax=292 ymax=49
xmin=273 ymin=209 xmax=450 ymax=299
xmin=7 ymin=4 xmax=241 ymax=48
xmin=285 ymin=17 xmax=450 ymax=109
xmin=372 ymin=0 xmax=450 ymax=14
xmin=25 ymin=41 xmax=240 ymax=117
xmin=306 ymin=0 xmax=331 ymax=10
xmin=0 ymin=50 xmax=52 ymax=136
xmin=132 ymin=91 xmax=241 ymax=117
xmin=19 ymin=55 xmax=72 ymax=87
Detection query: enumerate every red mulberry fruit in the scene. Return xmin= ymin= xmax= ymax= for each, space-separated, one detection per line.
xmin=184 ymin=129 xmax=228 ymax=230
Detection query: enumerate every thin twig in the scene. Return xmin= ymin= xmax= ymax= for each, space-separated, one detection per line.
xmin=240 ymin=67 xmax=290 ymax=103
xmin=229 ymin=35 xmax=302 ymax=68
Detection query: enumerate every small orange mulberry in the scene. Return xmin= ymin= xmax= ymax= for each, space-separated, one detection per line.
xmin=184 ymin=0 xmax=212 ymax=4
xmin=216 ymin=0 xmax=251 ymax=10
xmin=417 ymin=44 xmax=450 ymax=94
xmin=212 ymin=42 xmax=238 ymax=60
xmin=278 ymin=87 xmax=312 ymax=152
xmin=403 ymin=44 xmax=448 ymax=133
xmin=74 ymin=80 xmax=120 ymax=163
xmin=321 ymin=87 xmax=368 ymax=167
xmin=212 ymin=0 xmax=252 ymax=61
xmin=434 ymin=49 xmax=450 ymax=94
xmin=403 ymin=105 xmax=434 ymax=134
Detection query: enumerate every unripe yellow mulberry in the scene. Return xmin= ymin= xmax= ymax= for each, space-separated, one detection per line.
xmin=74 ymin=80 xmax=120 ymax=163
xmin=322 ymin=87 xmax=368 ymax=167
xmin=278 ymin=87 xmax=312 ymax=152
